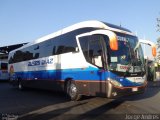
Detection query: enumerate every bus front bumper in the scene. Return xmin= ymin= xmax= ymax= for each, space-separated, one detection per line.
xmin=109 ymin=82 xmax=147 ymax=98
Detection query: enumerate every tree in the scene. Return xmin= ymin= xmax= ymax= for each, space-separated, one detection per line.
xmin=156 ymin=15 xmax=160 ymax=61
xmin=157 ymin=37 xmax=160 ymax=60
xmin=157 ymin=17 xmax=160 ymax=32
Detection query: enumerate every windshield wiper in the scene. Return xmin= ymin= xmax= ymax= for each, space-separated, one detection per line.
xmin=123 ymin=63 xmax=132 ymax=78
xmin=123 ymin=41 xmax=133 ymax=78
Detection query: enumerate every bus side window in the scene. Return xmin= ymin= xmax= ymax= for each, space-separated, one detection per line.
xmin=55 ymin=33 xmax=78 ymax=55
xmin=89 ymin=35 xmax=103 ymax=68
xmin=79 ymin=36 xmax=90 ymax=62
xmin=79 ymin=35 xmax=104 ymax=68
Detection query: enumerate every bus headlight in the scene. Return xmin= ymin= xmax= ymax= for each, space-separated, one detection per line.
xmin=110 ymin=79 xmax=123 ymax=87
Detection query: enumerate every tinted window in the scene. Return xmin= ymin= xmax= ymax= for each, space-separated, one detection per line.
xmin=55 ymin=33 xmax=77 ymax=54
xmin=79 ymin=35 xmax=104 ymax=68
xmin=9 ymin=32 xmax=78 ymax=63
xmin=1 ymin=63 xmax=7 ymax=70
xmin=23 ymin=47 xmax=34 ymax=61
xmin=37 ymin=40 xmax=53 ymax=58
xmin=9 ymin=28 xmax=99 ymax=64
xmin=14 ymin=50 xmax=25 ymax=62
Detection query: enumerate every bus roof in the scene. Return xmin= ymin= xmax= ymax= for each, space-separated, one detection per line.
xmin=103 ymin=22 xmax=132 ymax=33
xmin=10 ymin=20 xmax=135 ymax=53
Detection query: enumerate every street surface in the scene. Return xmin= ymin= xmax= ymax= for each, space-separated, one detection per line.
xmin=0 ymin=81 xmax=160 ymax=120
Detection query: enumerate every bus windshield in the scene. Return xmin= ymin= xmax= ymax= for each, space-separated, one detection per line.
xmin=107 ymin=33 xmax=145 ymax=75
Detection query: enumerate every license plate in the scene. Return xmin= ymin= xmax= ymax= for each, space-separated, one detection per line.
xmin=132 ymin=87 xmax=138 ymax=92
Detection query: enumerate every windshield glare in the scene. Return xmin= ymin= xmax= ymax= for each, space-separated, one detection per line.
xmin=107 ymin=33 xmax=145 ymax=73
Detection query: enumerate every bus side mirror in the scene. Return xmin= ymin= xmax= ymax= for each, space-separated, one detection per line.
xmin=139 ymin=39 xmax=156 ymax=57
xmin=107 ymin=31 xmax=118 ymax=51
xmin=152 ymin=45 xmax=156 ymax=57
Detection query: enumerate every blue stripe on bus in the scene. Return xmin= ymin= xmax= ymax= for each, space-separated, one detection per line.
xmin=14 ymin=67 xmax=143 ymax=87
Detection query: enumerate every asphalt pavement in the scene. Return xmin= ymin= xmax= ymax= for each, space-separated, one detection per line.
xmin=0 ymin=81 xmax=160 ymax=120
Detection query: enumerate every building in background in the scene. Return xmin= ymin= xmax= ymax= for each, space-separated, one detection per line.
xmin=155 ymin=38 xmax=160 ymax=80
xmin=0 ymin=43 xmax=28 ymax=81
xmin=0 ymin=43 xmax=28 ymax=62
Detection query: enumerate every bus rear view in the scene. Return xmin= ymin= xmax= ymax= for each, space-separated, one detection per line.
xmin=8 ymin=21 xmax=147 ymax=100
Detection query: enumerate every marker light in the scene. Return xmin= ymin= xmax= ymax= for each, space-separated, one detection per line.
xmin=152 ymin=45 xmax=156 ymax=57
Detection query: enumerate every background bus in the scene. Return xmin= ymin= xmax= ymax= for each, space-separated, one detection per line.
xmin=139 ymin=39 xmax=157 ymax=81
xmin=8 ymin=20 xmax=147 ymax=100
xmin=0 ymin=61 xmax=9 ymax=81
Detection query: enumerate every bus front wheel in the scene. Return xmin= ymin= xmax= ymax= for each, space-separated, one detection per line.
xmin=66 ymin=80 xmax=81 ymax=101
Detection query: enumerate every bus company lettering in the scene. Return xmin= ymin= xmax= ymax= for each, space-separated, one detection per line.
xmin=41 ymin=58 xmax=53 ymax=65
xmin=28 ymin=58 xmax=53 ymax=66
xmin=28 ymin=61 xmax=40 ymax=66
xmin=120 ymin=65 xmax=130 ymax=70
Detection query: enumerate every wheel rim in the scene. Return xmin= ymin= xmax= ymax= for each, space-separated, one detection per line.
xmin=69 ymin=83 xmax=77 ymax=98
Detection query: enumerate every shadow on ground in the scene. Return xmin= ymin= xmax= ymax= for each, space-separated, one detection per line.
xmin=2 ymin=81 xmax=159 ymax=120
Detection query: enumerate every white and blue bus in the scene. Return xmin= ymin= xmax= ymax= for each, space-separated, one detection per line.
xmin=0 ymin=61 xmax=9 ymax=81
xmin=8 ymin=20 xmax=147 ymax=100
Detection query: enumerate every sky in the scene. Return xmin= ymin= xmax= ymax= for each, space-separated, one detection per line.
xmin=0 ymin=0 xmax=160 ymax=58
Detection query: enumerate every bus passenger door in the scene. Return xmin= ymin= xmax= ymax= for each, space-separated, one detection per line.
xmin=78 ymin=34 xmax=108 ymax=96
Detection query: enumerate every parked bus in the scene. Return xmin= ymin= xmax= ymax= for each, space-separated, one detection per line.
xmin=0 ymin=61 xmax=9 ymax=81
xmin=139 ymin=39 xmax=156 ymax=81
xmin=8 ymin=20 xmax=148 ymax=100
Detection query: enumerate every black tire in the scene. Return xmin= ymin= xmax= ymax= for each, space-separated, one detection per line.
xmin=66 ymin=80 xmax=81 ymax=101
